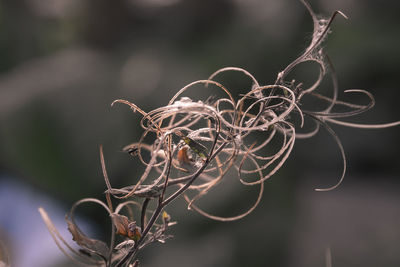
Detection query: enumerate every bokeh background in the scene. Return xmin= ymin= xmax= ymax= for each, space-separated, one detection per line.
xmin=0 ymin=0 xmax=399 ymax=266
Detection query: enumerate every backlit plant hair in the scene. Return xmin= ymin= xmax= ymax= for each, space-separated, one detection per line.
xmin=39 ymin=1 xmax=400 ymax=266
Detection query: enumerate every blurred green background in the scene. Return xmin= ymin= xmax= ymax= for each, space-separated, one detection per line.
xmin=0 ymin=0 xmax=399 ymax=266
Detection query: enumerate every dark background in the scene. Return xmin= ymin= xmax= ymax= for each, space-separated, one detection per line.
xmin=0 ymin=0 xmax=399 ymax=266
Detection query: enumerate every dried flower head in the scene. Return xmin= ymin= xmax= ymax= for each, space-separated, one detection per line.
xmin=39 ymin=1 xmax=399 ymax=266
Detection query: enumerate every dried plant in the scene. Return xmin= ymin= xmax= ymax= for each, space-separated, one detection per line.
xmin=39 ymin=1 xmax=399 ymax=266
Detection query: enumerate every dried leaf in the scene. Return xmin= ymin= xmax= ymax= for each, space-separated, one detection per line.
xmin=112 ymin=214 xmax=142 ymax=242
xmin=114 ymin=240 xmax=135 ymax=250
xmin=66 ymin=215 xmax=109 ymax=260
xmin=113 ymin=213 xmax=131 ymax=237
